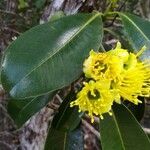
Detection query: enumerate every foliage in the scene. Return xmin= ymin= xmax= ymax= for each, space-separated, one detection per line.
xmin=1 ymin=1 xmax=150 ymax=150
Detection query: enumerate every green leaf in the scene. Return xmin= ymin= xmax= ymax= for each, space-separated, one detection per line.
xmin=1 ymin=13 xmax=103 ymax=99
xmin=7 ymin=92 xmax=56 ymax=127
xmin=52 ymin=91 xmax=82 ymax=132
xmin=44 ymin=91 xmax=83 ymax=149
xmin=44 ymin=127 xmax=84 ymax=150
xmin=123 ymin=97 xmax=145 ymax=122
xmin=100 ymin=104 xmax=150 ymax=150
xmin=119 ymin=12 xmax=150 ymax=60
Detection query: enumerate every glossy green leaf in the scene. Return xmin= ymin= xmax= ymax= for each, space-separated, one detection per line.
xmin=44 ymin=127 xmax=84 ymax=150
xmin=1 ymin=13 xmax=103 ymax=99
xmin=7 ymin=92 xmax=56 ymax=127
xmin=44 ymin=91 xmax=83 ymax=149
xmin=119 ymin=13 xmax=150 ymax=60
xmin=52 ymin=91 xmax=81 ymax=132
xmin=123 ymin=97 xmax=145 ymax=122
xmin=100 ymin=104 xmax=150 ymax=150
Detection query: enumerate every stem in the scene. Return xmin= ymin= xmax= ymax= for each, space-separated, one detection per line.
xmin=104 ymin=0 xmax=128 ymax=27
xmin=99 ymin=43 xmax=106 ymax=52
xmin=104 ymin=28 xmax=119 ymax=38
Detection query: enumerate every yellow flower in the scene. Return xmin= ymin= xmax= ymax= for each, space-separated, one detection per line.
xmin=113 ymin=52 xmax=150 ymax=105
xmin=72 ymin=42 xmax=150 ymax=122
xmin=83 ymin=50 xmax=106 ymax=79
xmin=107 ymin=42 xmax=150 ymax=104
xmin=107 ymin=42 xmax=129 ymax=63
xmin=70 ymin=80 xmax=115 ymax=123
xmin=83 ymin=50 xmax=123 ymax=80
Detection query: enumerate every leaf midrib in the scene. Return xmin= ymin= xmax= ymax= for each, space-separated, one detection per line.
xmin=55 ymin=97 xmax=71 ymax=129
xmin=120 ymin=13 xmax=149 ymax=41
xmin=112 ymin=110 xmax=126 ymax=150
xmin=11 ymin=13 xmax=101 ymax=93
xmin=63 ymin=132 xmax=67 ymax=150
xmin=17 ymin=97 xmax=37 ymax=119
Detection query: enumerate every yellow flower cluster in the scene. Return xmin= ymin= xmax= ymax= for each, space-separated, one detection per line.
xmin=70 ymin=42 xmax=150 ymax=122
